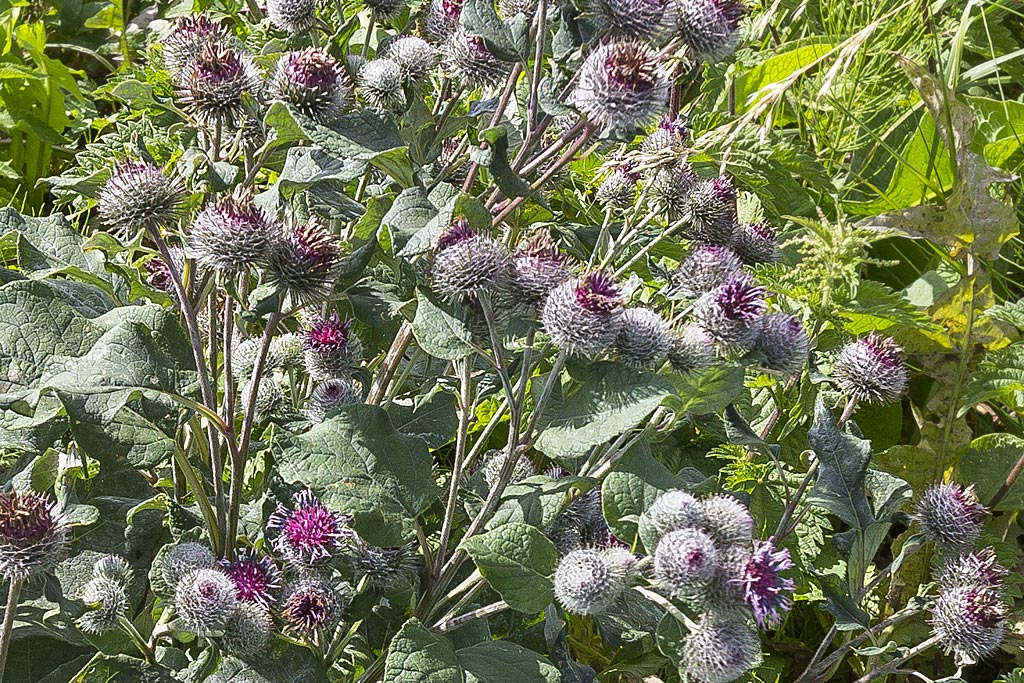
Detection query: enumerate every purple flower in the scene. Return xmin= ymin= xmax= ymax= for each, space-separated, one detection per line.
xmin=0 ymin=490 xmax=68 ymax=580
xmin=832 ymin=332 xmax=908 ymax=405
xmin=573 ymin=40 xmax=668 ymax=134
xmin=268 ymin=490 xmax=353 ymax=566
xmin=575 ymin=272 xmax=622 ymax=314
xmin=280 ymin=576 xmax=348 ymax=634
xmin=734 ymin=539 xmax=794 ymax=628
xmin=221 ymin=548 xmax=282 ymax=607
xmin=304 ymin=313 xmax=352 ymax=354
xmin=692 ymin=273 xmax=767 ymax=347
xmin=265 ymin=219 xmax=342 ymax=305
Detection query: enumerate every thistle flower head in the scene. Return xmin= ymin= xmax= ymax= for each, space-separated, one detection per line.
xmin=305 ymin=379 xmax=362 ymax=423
xmin=512 ymin=229 xmax=572 ymax=302
xmin=701 ymin=494 xmax=754 ymax=548
xmin=189 ymin=189 xmax=274 ymax=273
xmin=349 ymin=540 xmax=418 ymax=589
xmin=162 ymin=14 xmax=231 ymax=78
xmin=177 ymin=43 xmax=261 ymax=129
xmin=280 ymin=576 xmax=343 ymax=633
xmin=668 ymin=323 xmax=718 ymax=373
xmin=554 ymin=548 xmax=629 ymax=615
xmin=222 ymin=601 xmax=273 ymax=659
xmin=645 ymin=489 xmax=706 ymax=537
xmin=0 ymin=490 xmax=68 ymax=580
xmin=268 ymin=489 xmax=354 ymax=566
xmin=573 ymin=40 xmax=668 ymax=135
xmin=221 ymin=548 xmax=282 ymax=607
xmin=77 ymin=576 xmax=129 ymax=635
xmin=363 ymin=0 xmax=407 ymax=19
xmin=654 ymin=528 xmax=719 ymax=598
xmin=93 ymin=555 xmax=132 ymax=583
xmin=672 ymin=245 xmax=743 ymax=299
xmin=641 ymin=114 xmax=690 ymax=154
xmin=832 ymin=333 xmax=908 ymax=405
xmin=647 ymin=161 xmax=698 ymax=216
xmin=175 ymin=568 xmax=239 ymax=637
xmin=266 ymin=0 xmax=319 ymax=33
xmin=268 ymin=333 xmax=305 ymax=371
xmin=481 ymin=450 xmax=537 ymax=490
xmin=692 ymin=273 xmax=767 ymax=347
xmin=733 ymin=221 xmax=780 ymax=264
xmin=754 ymin=313 xmax=809 ymax=377
xmin=938 ymin=547 xmax=1008 ymax=590
xmin=385 ymin=36 xmax=438 ymax=79
xmin=586 ymin=0 xmax=669 ymax=41
xmin=686 ymin=176 xmax=737 ymax=245
xmin=303 ymin=313 xmax=363 ymax=380
xmin=265 ymin=219 xmax=342 ymax=306
xmin=359 ymin=58 xmax=407 ymax=114
xmin=932 ymin=583 xmax=1008 ymax=663
xmin=734 ymin=539 xmax=794 ymax=628
xmin=425 ymin=0 xmax=465 ymax=42
xmin=615 ymin=307 xmax=673 ymax=368
xmin=596 ymin=163 xmax=641 ymax=211
xmin=680 ymin=614 xmax=763 ymax=683
xmin=429 ymin=221 xmax=513 ymax=303
xmin=240 ymin=377 xmax=284 ymax=422
xmin=271 ymin=48 xmax=352 ymax=125
xmin=669 ymin=0 xmax=748 ymax=63
xmin=442 ymin=30 xmax=513 ymax=88
xmin=542 ymin=273 xmax=624 ymax=356
xmin=161 ymin=542 xmax=216 ymax=591
xmin=914 ymin=483 xmax=985 ymax=554
xmin=98 ymin=159 xmax=184 ymax=237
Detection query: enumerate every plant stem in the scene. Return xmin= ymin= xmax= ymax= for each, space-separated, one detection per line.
xmin=368 ymin=321 xmax=414 ymax=404
xmin=119 ymin=614 xmax=156 ymax=664
xmin=522 ymin=350 xmax=567 ymax=447
xmin=462 ymin=65 xmax=524 ymax=193
xmin=988 ymin=448 xmax=1024 ymax=509
xmin=0 ymin=578 xmax=22 ymax=683
xmin=173 ymin=445 xmax=221 ymax=552
xmin=433 ymin=601 xmax=509 ymax=634
xmin=774 ymin=456 xmax=819 ymax=539
xmin=435 ymin=357 xmax=473 ymax=578
xmin=851 ymin=635 xmax=941 ymax=683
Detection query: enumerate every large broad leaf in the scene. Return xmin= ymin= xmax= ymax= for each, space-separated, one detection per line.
xmin=535 ymin=362 xmax=673 ymax=461
xmin=957 ymin=433 xmax=1024 ymax=511
xmin=383 ymin=187 xmax=439 ymax=254
xmin=964 ymin=342 xmax=1024 ymax=411
xmin=272 ymin=405 xmax=438 ymax=546
xmin=806 ymin=400 xmax=874 ymax=533
xmin=386 ymin=390 xmax=459 ymax=449
xmin=602 ymin=443 xmax=689 ymax=552
xmin=69 ymin=654 xmax=178 ymax=682
xmin=457 ymin=641 xmax=560 ymax=683
xmin=412 ymin=288 xmax=473 ymax=361
xmin=669 ymin=365 xmax=745 ymax=416
xmin=384 ymin=619 xmax=463 ymax=683
xmin=463 ymin=522 xmax=558 ymax=613
xmin=486 ymin=475 xmax=590 ymax=530
xmin=0 ymin=209 xmax=116 ymax=291
xmin=209 ymin=646 xmax=327 ymax=683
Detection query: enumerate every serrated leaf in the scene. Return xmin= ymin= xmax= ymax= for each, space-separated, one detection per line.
xmin=457 ymin=641 xmax=560 ymax=683
xmin=412 ymin=288 xmax=473 ymax=360
xmin=463 ymin=522 xmax=558 ymax=613
xmin=384 ymin=619 xmax=463 ymax=683
xmin=806 ymin=400 xmax=874 ymax=532
xmin=956 ymin=433 xmax=1024 ymax=511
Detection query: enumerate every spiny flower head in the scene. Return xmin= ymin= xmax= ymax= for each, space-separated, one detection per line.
xmin=175 ymin=568 xmax=239 ymax=637
xmin=641 ymin=114 xmax=690 ymax=154
xmin=268 ymin=489 xmax=354 ymax=566
xmin=266 ymin=0 xmax=319 ymax=33
xmin=425 ymin=0 xmax=465 ymax=42
xmin=645 ymin=489 xmax=706 ymax=537
xmin=442 ymin=30 xmax=513 ymax=88
xmin=98 ymin=159 xmax=184 ymax=237
xmin=93 ymin=555 xmax=132 ymax=583
xmin=512 ymin=229 xmax=572 ymax=302
xmin=305 ymin=379 xmax=362 ymax=423
xmin=364 ymin=0 xmax=407 ymax=20
xmin=0 ymin=490 xmax=68 ymax=580
xmin=932 ymin=583 xmax=1008 ymax=663
xmin=429 ymin=220 xmax=513 ymax=303
xmin=189 ymin=188 xmax=273 ymax=273
xmin=280 ymin=575 xmax=345 ymax=633
xmin=385 ymin=36 xmax=438 ymax=79
xmin=733 ymin=221 xmax=780 ymax=264
xmin=481 ymin=449 xmax=536 ymax=490
xmin=240 ymin=376 xmax=284 ymax=422
xmin=77 ymin=576 xmax=129 ymax=635
xmin=265 ymin=219 xmax=342 ymax=306
xmin=359 ymin=58 xmax=407 ymax=114
xmin=222 ymin=601 xmax=273 ymax=658
xmin=177 ymin=43 xmax=261 ymax=129
xmin=162 ymin=14 xmax=231 ymax=78
xmin=671 ymin=244 xmax=743 ymax=299
xmin=349 ymin=540 xmax=418 ymax=589
xmin=668 ymin=323 xmax=717 ymax=373
xmin=754 ymin=312 xmax=809 ymax=377
xmin=832 ymin=333 xmax=908 ymax=405
xmin=938 ymin=547 xmax=1008 ymax=591
xmin=271 ymin=48 xmax=352 ymax=125
xmin=542 ymin=272 xmax=624 ymax=356
xmin=554 ymin=548 xmax=630 ymax=615
xmin=615 ymin=307 xmax=673 ymax=368
xmin=654 ymin=527 xmax=719 ymax=598
xmin=686 ymin=175 xmax=737 ymax=245
xmin=647 ymin=161 xmax=698 ymax=216
xmin=269 ymin=333 xmax=305 ymax=371
xmin=573 ymin=40 xmax=668 ymax=135
xmin=161 ymin=542 xmax=216 ymax=591
xmin=701 ymin=494 xmax=754 ymax=548
xmin=692 ymin=273 xmax=767 ymax=347
xmin=669 ymin=0 xmax=748 ymax=63
xmin=914 ymin=483 xmax=985 ymax=554
xmin=680 ymin=614 xmax=763 ymax=683
xmin=586 ymin=0 xmax=669 ymax=41
xmin=221 ymin=548 xmax=282 ymax=607
xmin=303 ymin=313 xmax=363 ymax=380
xmin=596 ymin=163 xmax=641 ymax=211
xmin=735 ymin=539 xmax=794 ymax=628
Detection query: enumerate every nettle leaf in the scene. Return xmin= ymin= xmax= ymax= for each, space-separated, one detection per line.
xmin=463 ymin=522 xmax=558 ymax=613
xmin=964 ymin=342 xmax=1024 ymax=412
xmin=603 ymin=443 xmax=691 ymax=552
xmin=957 ymin=433 xmax=1024 ymax=511
xmin=272 ymin=405 xmax=438 ymax=546
xmin=535 ymin=362 xmax=673 ymax=461
xmin=457 ymin=641 xmax=560 ymax=683
xmin=384 ymin=618 xmax=463 ymax=683
xmin=806 ymin=399 xmax=874 ymax=532
xmin=413 ymin=288 xmax=473 ymax=360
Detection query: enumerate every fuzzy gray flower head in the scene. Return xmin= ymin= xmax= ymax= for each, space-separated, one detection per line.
xmin=671 ymin=244 xmax=742 ymax=299
xmin=596 ymin=163 xmax=641 ymax=211
xmin=364 ymin=0 xmax=407 ymax=19
xmin=701 ymin=494 xmax=754 ymax=548
xmin=189 ymin=188 xmax=274 ymax=273
xmin=98 ymin=159 xmax=184 ymax=237
xmin=647 ymin=161 xmax=698 ymax=217
xmin=267 ymin=0 xmax=319 ymax=33
xmin=914 ymin=482 xmax=985 ymax=554
xmin=733 ymin=221 xmax=780 ymax=264
xmin=938 ymin=547 xmax=1008 ymax=591
xmin=268 ymin=333 xmax=305 ymax=372
xmin=241 ymin=377 xmax=284 ymax=422
xmin=680 ymin=614 xmax=763 ymax=683
xmin=162 ymin=14 xmax=231 ymax=78
xmin=161 ymin=542 xmax=216 ymax=591
xmin=669 ymin=0 xmax=748 ymax=63
xmin=176 ymin=568 xmax=239 ymax=637
xmin=932 ymin=583 xmax=1007 ymax=664
xmin=645 ymin=489 xmax=706 ymax=537
xmin=832 ymin=332 xmax=908 ymax=405
xmin=654 ymin=527 xmax=719 ymax=598
xmin=542 ymin=272 xmax=625 ymax=357
xmin=686 ymin=175 xmax=738 ymax=245
xmin=692 ymin=273 xmax=767 ymax=348
xmin=615 ymin=307 xmax=673 ymax=368
xmin=305 ymin=379 xmax=362 ymax=423
xmin=754 ymin=312 xmax=809 ymax=377
xmin=359 ymin=58 xmax=407 ymax=114
xmin=573 ymin=40 xmax=668 ymax=135
xmin=641 ymin=114 xmax=690 ymax=154
xmin=512 ymin=229 xmax=572 ymax=302
xmin=425 ymin=0 xmax=465 ymax=42
xmin=554 ymin=548 xmax=629 ymax=615
xmin=176 ymin=43 xmax=261 ymax=129
xmin=93 ymin=555 xmax=132 ymax=583
xmin=586 ymin=0 xmax=669 ymax=41
xmin=385 ymin=36 xmax=438 ymax=79
xmin=481 ymin=450 xmax=536 ymax=490
xmin=0 ymin=490 xmax=69 ymax=580
xmin=668 ymin=323 xmax=718 ymax=373
xmin=280 ymin=575 xmax=343 ymax=634
xmin=271 ymin=48 xmax=352 ymax=125
xmin=429 ymin=219 xmax=513 ymax=303
xmin=349 ymin=540 xmax=419 ymax=589
xmin=222 ymin=601 xmax=273 ymax=659
xmin=442 ymin=29 xmax=513 ymax=89
xmin=77 ymin=576 xmax=129 ymax=635
xmin=265 ymin=219 xmax=343 ymax=306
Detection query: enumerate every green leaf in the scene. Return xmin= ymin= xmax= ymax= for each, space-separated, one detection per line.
xmin=602 ymin=443 xmax=689 ymax=551
xmin=384 ymin=619 xmax=463 ymax=683
xmin=734 ymin=40 xmax=835 ymax=118
xmin=535 ymin=362 xmax=673 ymax=461
xmin=463 ymin=522 xmax=558 ymax=613
xmin=459 ymin=0 xmax=520 ymax=61
xmin=956 ymin=433 xmax=1024 ymax=511
xmin=208 ymin=645 xmax=328 ymax=683
xmin=965 ymin=342 xmax=1024 ymax=411
xmin=487 ymin=475 xmax=590 ymax=530
xmin=473 ymin=127 xmax=532 ymax=200
xmin=272 ymin=405 xmax=439 ymax=546
xmin=985 ymin=300 xmax=1024 ymax=331
xmin=668 ymin=365 xmax=744 ymax=416
xmin=457 ymin=641 xmax=560 ymax=683
xmin=383 ymin=187 xmax=439 ymax=254
xmin=386 ymin=390 xmax=459 ymax=449
xmin=70 ymin=653 xmax=178 ymax=682
xmin=806 ymin=400 xmax=874 ymax=532
xmin=412 ymin=288 xmax=473 ymax=361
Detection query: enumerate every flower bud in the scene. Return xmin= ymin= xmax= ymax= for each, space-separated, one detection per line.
xmin=932 ymin=583 xmax=1007 ymax=664
xmin=668 ymin=0 xmax=747 ymax=63
xmin=645 ymin=489 xmax=706 ymax=537
xmin=700 ymin=494 xmax=754 ymax=548
xmin=265 ymin=219 xmax=342 ymax=306
xmin=176 ymin=43 xmax=261 ymax=129
xmin=271 ymin=48 xmax=352 ymax=125
xmin=98 ymin=160 xmax=184 ymax=237
xmin=349 ymin=540 xmax=418 ymax=589
xmin=303 ymin=313 xmax=364 ymax=380
xmin=680 ymin=614 xmax=763 ymax=683
xmin=686 ymin=176 xmax=737 ymax=245
xmin=241 ymin=377 xmax=284 ymax=422
xmin=267 ymin=0 xmax=319 ymax=33
xmin=429 ymin=220 xmax=513 ymax=303
xmin=732 ymin=221 xmax=780 ymax=265
xmin=615 ymin=307 xmax=673 ymax=368
xmin=671 ymin=245 xmax=743 ymax=299
xmin=832 ymin=333 xmax=908 ymax=405
xmin=668 ymin=324 xmax=717 ymax=373
xmin=442 ymin=30 xmax=513 ymax=88
xmin=385 ymin=36 xmax=438 ymax=80
xmin=77 ymin=576 xmax=129 ymax=635
xmin=753 ymin=313 xmax=809 ymax=377
xmin=176 ymin=568 xmax=239 ymax=636
xmin=511 ymin=229 xmax=572 ymax=303
xmin=541 ymin=272 xmax=624 ymax=357
xmin=161 ymin=542 xmax=216 ymax=591
xmin=359 ymin=58 xmax=407 ymax=114
xmin=222 ymin=601 xmax=273 ymax=658
xmin=641 ymin=115 xmax=690 ymax=155
xmin=305 ymin=379 xmax=362 ymax=424
xmin=554 ymin=548 xmax=629 ymax=615
xmin=596 ymin=164 xmax=641 ymax=211
xmin=161 ymin=14 xmax=231 ymax=79
xmin=573 ymin=40 xmax=668 ymax=135
xmin=189 ymin=189 xmax=273 ymax=273
xmin=0 ymin=490 xmax=69 ymax=580
xmin=653 ymin=528 xmax=719 ymax=598
xmin=587 ymin=0 xmax=669 ymax=42
xmin=914 ymin=483 xmax=985 ymax=554
xmin=93 ymin=555 xmax=132 ymax=583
